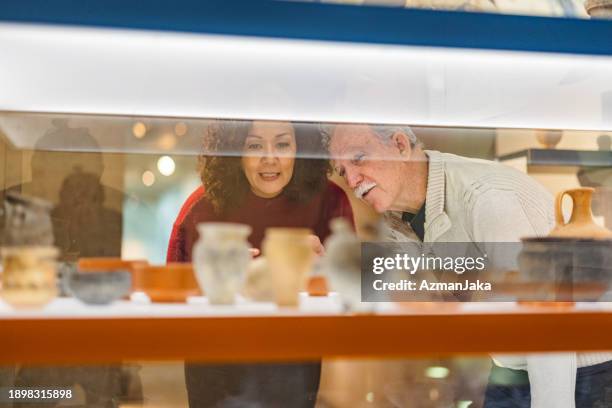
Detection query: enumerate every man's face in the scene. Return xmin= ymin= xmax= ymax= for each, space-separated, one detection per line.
xmin=329 ymin=124 xmax=407 ymax=213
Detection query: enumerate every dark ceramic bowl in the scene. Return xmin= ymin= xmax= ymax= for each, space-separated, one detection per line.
xmin=66 ymin=270 xmax=131 ymax=305
xmin=519 ymin=237 xmax=612 ymax=301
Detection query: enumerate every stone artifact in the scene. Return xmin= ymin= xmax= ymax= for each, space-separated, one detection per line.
xmin=193 ymin=223 xmax=251 ymax=305
xmin=321 ymin=218 xmax=362 ymax=307
xmin=1 ymin=246 xmax=58 ymax=308
xmin=263 ymin=228 xmax=314 ymax=307
xmin=66 ymin=270 xmax=131 ymax=305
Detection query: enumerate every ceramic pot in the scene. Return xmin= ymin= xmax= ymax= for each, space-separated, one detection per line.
xmin=132 ymin=263 xmax=201 ymax=303
xmin=193 ymin=223 xmax=251 ymax=305
xmin=1 ymin=246 xmax=58 ymax=308
xmin=585 ymin=0 xmax=612 ymax=18
xmin=323 ymin=218 xmax=362 ymax=306
xmin=263 ymin=228 xmax=314 ymax=307
xmin=550 ymin=187 xmax=612 ymax=239
xmin=518 ymin=188 xmax=612 ymax=301
xmin=535 ymin=129 xmax=563 ymax=149
xmin=78 ymin=258 xmax=148 ymax=292
xmin=243 ymin=257 xmax=274 ymax=302
xmin=66 ymin=270 xmax=131 ymax=305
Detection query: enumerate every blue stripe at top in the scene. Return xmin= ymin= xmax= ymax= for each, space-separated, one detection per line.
xmin=0 ymin=0 xmax=611 ymax=56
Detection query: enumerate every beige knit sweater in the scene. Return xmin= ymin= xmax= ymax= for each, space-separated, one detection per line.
xmin=383 ymin=150 xmax=612 ymax=408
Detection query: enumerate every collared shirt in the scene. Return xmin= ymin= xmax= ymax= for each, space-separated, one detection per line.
xmin=401 ymin=202 xmax=426 ymax=242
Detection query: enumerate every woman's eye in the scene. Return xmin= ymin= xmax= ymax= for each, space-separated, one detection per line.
xmin=246 ymin=143 xmax=262 ymax=150
xmin=276 ymin=142 xmax=291 ymax=149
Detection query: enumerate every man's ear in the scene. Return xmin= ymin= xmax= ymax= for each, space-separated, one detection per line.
xmin=391 ymin=131 xmax=412 ymax=156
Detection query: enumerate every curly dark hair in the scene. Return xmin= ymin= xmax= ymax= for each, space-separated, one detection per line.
xmin=200 ymin=120 xmax=331 ymax=214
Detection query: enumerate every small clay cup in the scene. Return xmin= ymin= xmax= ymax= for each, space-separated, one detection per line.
xmin=132 ymin=263 xmax=201 ymax=303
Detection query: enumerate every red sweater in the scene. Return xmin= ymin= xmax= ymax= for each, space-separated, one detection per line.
xmin=166 ymin=181 xmax=354 ymax=262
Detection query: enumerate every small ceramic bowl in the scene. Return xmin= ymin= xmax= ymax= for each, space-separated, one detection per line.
xmin=132 ymin=263 xmax=201 ymax=303
xmin=66 ymin=270 xmax=131 ymax=305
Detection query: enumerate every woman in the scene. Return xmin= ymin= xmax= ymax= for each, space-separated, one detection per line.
xmin=167 ymin=120 xmax=354 ymax=408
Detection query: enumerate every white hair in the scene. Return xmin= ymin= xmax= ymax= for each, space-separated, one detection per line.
xmin=320 ymin=123 xmax=420 ymax=149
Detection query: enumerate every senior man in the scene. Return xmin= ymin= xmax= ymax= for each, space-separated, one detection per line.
xmin=325 ymin=123 xmax=612 ymax=408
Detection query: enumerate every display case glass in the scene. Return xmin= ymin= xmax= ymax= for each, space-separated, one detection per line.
xmin=1 ymin=1 xmax=612 ymax=407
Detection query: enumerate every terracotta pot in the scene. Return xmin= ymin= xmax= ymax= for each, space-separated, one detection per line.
xmin=550 ymin=187 xmax=612 ymax=239
xmin=518 ymin=188 xmax=612 ymax=301
xmin=132 ymin=263 xmax=201 ymax=302
xmin=307 ymin=276 xmax=329 ymax=297
xmin=78 ymin=258 xmax=148 ymax=272
xmin=1 ymin=246 xmax=58 ymax=308
xmin=263 ymin=228 xmax=314 ymax=307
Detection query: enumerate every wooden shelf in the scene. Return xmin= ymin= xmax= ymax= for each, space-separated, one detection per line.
xmin=2 ymin=302 xmax=612 ymax=364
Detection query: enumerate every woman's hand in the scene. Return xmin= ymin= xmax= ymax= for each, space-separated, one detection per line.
xmin=249 ymin=236 xmax=323 ymax=258
xmin=308 ymin=234 xmax=325 ymax=256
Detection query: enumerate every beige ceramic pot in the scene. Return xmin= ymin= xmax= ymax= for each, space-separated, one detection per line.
xmin=551 ymin=187 xmax=612 ymax=239
xmin=1 ymin=246 xmax=58 ymax=308
xmin=263 ymin=228 xmax=314 ymax=307
xmin=585 ymin=0 xmax=612 ymax=18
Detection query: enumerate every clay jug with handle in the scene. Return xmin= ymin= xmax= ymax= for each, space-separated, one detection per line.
xmin=550 ymin=187 xmax=612 ymax=239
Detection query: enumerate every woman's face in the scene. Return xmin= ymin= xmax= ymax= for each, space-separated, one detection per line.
xmin=241 ymin=121 xmax=297 ymax=198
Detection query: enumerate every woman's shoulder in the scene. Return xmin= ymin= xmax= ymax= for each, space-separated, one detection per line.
xmin=173 ymin=185 xmax=217 ymax=227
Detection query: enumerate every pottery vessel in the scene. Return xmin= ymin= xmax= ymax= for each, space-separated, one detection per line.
xmin=193 ymin=223 xmax=251 ymax=305
xmin=263 ymin=228 xmax=314 ymax=307
xmin=78 ymin=258 xmax=148 ymax=292
xmin=322 ymin=218 xmax=362 ymax=306
xmin=550 ymin=187 xmax=612 ymax=239
xmin=66 ymin=270 xmax=131 ymax=305
xmin=519 ymin=188 xmax=612 ymax=301
xmin=1 ymin=246 xmax=58 ymax=308
xmin=132 ymin=263 xmax=201 ymax=302
xmin=243 ymin=257 xmax=274 ymax=302
xmin=585 ymin=0 xmax=612 ymax=18
xmin=535 ymin=129 xmax=563 ymax=149
xmin=307 ymin=276 xmax=329 ymax=297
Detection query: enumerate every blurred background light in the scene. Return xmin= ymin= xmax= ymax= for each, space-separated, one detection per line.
xmin=174 ymin=122 xmax=188 ymax=136
xmin=425 ymin=366 xmax=450 ymax=379
xmin=157 ymin=155 xmax=176 ymax=176
xmin=132 ymin=121 xmax=147 ymax=138
xmin=142 ymin=170 xmax=156 ymax=186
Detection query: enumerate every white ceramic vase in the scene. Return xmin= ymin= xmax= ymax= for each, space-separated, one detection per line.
xmin=193 ymin=223 xmax=252 ymax=305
